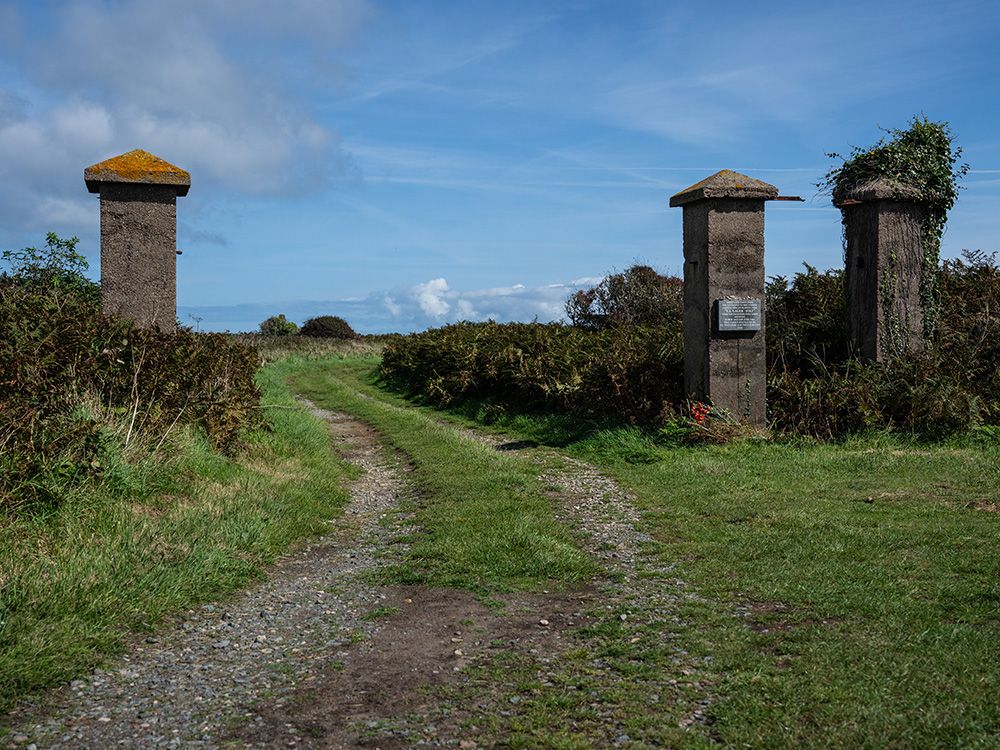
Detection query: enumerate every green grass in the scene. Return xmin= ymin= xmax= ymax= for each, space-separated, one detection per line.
xmin=413 ymin=392 xmax=1000 ymax=747
xmin=10 ymin=348 xmax=994 ymax=747
xmin=576 ymin=432 xmax=1000 ymax=749
xmin=297 ymin=356 xmax=999 ymax=748
xmin=0 ymin=361 xmax=353 ymax=714
xmin=286 ymin=358 xmax=595 ymax=593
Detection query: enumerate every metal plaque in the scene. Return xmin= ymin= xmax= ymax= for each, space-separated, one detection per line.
xmin=717 ymin=298 xmax=761 ymax=332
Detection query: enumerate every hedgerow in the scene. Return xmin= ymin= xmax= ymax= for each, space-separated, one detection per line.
xmin=381 ymin=321 xmax=682 ymax=425
xmin=1 ymin=253 xmax=260 ymax=510
xmin=765 ymin=251 xmax=998 ymax=438
xmin=382 ymin=254 xmax=999 ymax=440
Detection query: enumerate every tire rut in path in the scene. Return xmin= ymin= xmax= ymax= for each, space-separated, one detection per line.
xmin=5 ymin=395 xmax=714 ymax=748
xmin=461 ymin=428 xmax=716 ymax=732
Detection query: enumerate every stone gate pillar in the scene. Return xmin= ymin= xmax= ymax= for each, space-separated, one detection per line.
xmin=84 ymin=149 xmax=191 ymax=331
xmin=834 ymin=179 xmax=924 ymax=362
xmin=670 ymin=170 xmax=778 ymax=425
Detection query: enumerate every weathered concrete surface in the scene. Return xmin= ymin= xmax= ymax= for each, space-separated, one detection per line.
xmin=673 ymin=171 xmax=776 ymax=425
xmin=85 ymin=150 xmax=190 ymax=332
xmin=838 ymin=179 xmax=925 ymax=361
xmin=98 ymin=183 xmax=179 ymax=331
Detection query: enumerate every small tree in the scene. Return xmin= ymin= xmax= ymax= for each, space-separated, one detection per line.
xmin=259 ymin=314 xmax=299 ymax=336
xmin=566 ymin=265 xmax=682 ymax=330
xmin=300 ymin=315 xmax=357 ymax=338
xmin=2 ymin=232 xmax=100 ymax=304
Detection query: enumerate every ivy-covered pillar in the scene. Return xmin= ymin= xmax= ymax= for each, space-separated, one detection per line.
xmin=670 ymin=170 xmax=778 ymax=425
xmin=835 ymin=178 xmax=925 ymax=362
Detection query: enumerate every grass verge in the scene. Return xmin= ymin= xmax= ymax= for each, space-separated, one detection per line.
xmin=0 ymin=361 xmax=352 ymax=715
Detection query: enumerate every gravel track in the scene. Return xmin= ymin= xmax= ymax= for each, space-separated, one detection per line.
xmin=469 ymin=432 xmax=714 ymax=731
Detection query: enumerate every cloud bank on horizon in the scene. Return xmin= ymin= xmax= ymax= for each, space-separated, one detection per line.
xmin=180 ymin=275 xmax=604 ymax=334
xmin=1 ymin=0 xmax=999 ymax=334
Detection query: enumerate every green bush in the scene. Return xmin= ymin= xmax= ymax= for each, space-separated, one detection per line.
xmin=381 ymin=321 xmax=682 ymax=424
xmin=259 ymin=313 xmax=298 ymax=336
xmin=819 ymin=116 xmax=968 ymax=329
xmin=1 ymin=232 xmax=99 ymax=305
xmin=300 ymin=315 xmax=357 ymax=339
xmin=766 ymin=264 xmax=849 ymax=376
xmin=766 ymin=251 xmax=999 ymax=438
xmin=566 ymin=265 xmax=682 ymax=331
xmin=0 ymin=275 xmax=260 ymax=510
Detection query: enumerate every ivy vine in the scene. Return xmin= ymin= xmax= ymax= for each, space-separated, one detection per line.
xmin=818 ymin=116 xmax=968 ymax=333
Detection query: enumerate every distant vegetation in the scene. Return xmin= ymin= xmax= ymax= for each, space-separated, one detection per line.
xmin=565 ymin=264 xmax=682 ymax=330
xmin=301 ymin=315 xmax=357 ymax=339
xmin=259 ymin=313 xmax=299 ymax=336
xmin=257 ymin=313 xmax=358 ymax=340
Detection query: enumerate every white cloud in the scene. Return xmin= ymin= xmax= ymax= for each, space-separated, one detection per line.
xmin=413 ymin=277 xmax=450 ymax=317
xmin=454 ymin=299 xmax=478 ymax=319
xmin=0 ymin=0 xmax=370 ymax=240
xmin=383 ymin=295 xmax=402 ymax=316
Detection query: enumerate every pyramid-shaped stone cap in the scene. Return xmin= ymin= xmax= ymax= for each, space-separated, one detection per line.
xmin=832 ymin=177 xmax=922 ymax=206
xmin=669 ymin=169 xmax=778 ymax=207
xmin=85 ymin=149 xmax=190 ymax=196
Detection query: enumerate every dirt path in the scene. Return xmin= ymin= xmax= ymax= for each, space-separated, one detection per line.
xmin=5 ymin=398 xmax=710 ymax=748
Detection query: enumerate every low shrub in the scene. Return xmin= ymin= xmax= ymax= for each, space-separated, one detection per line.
xmin=383 ymin=252 xmax=997 ymax=441
xmin=300 ymin=315 xmax=357 ymax=339
xmin=259 ymin=314 xmax=298 ymax=336
xmin=766 ymin=264 xmax=849 ymax=376
xmin=381 ymin=322 xmax=682 ymax=424
xmin=766 ymin=251 xmax=999 ymax=438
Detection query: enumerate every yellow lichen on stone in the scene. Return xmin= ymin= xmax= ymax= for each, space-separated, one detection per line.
xmin=85 ymin=149 xmax=190 ymax=193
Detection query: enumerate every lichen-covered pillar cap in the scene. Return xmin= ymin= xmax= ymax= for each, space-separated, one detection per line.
xmin=84 ymin=149 xmax=191 ymax=196
xmin=669 ymin=169 xmax=778 ymax=207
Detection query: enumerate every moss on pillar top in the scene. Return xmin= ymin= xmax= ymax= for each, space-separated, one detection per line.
xmin=669 ymin=169 xmax=778 ymax=207
xmin=85 ymin=149 xmax=191 ymax=196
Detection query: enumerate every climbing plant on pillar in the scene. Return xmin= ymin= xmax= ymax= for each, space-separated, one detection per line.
xmin=818 ymin=116 xmax=968 ymax=335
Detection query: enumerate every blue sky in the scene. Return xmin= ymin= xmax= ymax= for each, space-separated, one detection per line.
xmin=0 ymin=0 xmax=997 ymax=332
